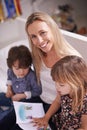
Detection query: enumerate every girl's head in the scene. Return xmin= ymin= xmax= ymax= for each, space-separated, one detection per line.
xmin=7 ymin=45 xmax=32 ymax=78
xmin=51 ymin=55 xmax=87 ymax=111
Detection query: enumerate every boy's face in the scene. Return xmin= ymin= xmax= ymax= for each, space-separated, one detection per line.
xmin=55 ymin=82 xmax=71 ymax=96
xmin=12 ymin=60 xmax=29 ymax=78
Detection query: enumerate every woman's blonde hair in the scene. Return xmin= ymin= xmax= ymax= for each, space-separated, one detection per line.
xmin=51 ymin=55 xmax=87 ymax=112
xmin=25 ymin=12 xmax=81 ymax=81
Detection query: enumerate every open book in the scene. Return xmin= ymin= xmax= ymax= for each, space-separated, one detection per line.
xmin=13 ymin=101 xmax=51 ymax=130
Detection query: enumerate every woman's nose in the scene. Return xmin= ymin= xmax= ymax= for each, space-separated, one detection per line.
xmin=37 ymin=36 xmax=43 ymax=43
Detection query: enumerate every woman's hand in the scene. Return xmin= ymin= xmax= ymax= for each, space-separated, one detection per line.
xmin=32 ymin=116 xmax=49 ymax=130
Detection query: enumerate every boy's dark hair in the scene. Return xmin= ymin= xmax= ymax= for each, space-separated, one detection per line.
xmin=7 ymin=45 xmax=32 ymax=68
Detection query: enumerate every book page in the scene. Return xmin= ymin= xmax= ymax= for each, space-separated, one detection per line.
xmin=13 ymin=101 xmax=45 ymax=124
xmin=13 ymin=101 xmax=51 ymax=130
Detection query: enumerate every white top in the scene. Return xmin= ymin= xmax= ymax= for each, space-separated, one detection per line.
xmin=40 ymin=62 xmax=57 ymax=104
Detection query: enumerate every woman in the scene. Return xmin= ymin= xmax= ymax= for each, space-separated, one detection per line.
xmin=24 ymin=11 xmax=81 ymax=130
xmin=25 ymin=11 xmax=81 ymax=107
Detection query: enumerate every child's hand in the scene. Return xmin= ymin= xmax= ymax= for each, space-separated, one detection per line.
xmin=32 ymin=116 xmax=49 ymax=130
xmin=6 ymin=85 xmax=14 ymax=98
xmin=6 ymin=90 xmax=14 ymax=98
xmin=11 ymin=94 xmax=20 ymax=101
xmin=11 ymin=93 xmax=26 ymax=101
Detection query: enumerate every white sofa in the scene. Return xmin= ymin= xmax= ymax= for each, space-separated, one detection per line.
xmin=0 ymin=31 xmax=87 ymax=93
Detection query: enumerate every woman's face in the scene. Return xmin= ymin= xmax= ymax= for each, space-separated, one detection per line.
xmin=27 ymin=20 xmax=54 ymax=53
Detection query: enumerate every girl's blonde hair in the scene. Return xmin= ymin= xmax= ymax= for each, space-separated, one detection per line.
xmin=25 ymin=12 xmax=81 ymax=82
xmin=51 ymin=55 xmax=87 ymax=112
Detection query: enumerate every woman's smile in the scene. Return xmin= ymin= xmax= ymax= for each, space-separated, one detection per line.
xmin=40 ymin=42 xmax=48 ymax=48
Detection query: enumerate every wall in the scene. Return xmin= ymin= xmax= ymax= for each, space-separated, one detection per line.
xmin=0 ymin=0 xmax=87 ymax=49
xmin=62 ymin=30 xmax=87 ymax=61
xmin=20 ymin=0 xmax=87 ymax=28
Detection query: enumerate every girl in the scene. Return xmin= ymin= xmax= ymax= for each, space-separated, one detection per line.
xmin=33 ymin=55 xmax=87 ymax=130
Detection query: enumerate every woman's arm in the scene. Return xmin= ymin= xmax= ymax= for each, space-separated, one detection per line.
xmin=77 ymin=115 xmax=87 ymax=130
xmin=45 ymin=94 xmax=61 ymax=121
xmin=32 ymin=94 xmax=61 ymax=129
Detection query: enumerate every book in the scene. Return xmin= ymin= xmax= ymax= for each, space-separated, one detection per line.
xmin=1 ymin=0 xmax=8 ymax=18
xmin=0 ymin=0 xmax=4 ymax=21
xmin=13 ymin=101 xmax=51 ymax=130
xmin=4 ymin=0 xmax=16 ymax=18
xmin=13 ymin=0 xmax=22 ymax=16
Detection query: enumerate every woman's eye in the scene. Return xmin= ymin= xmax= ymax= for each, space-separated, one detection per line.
xmin=41 ymin=31 xmax=47 ymax=36
xmin=31 ymin=35 xmax=36 ymax=39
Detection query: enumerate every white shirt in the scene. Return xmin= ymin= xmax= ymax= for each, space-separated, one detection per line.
xmin=40 ymin=62 xmax=57 ymax=104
